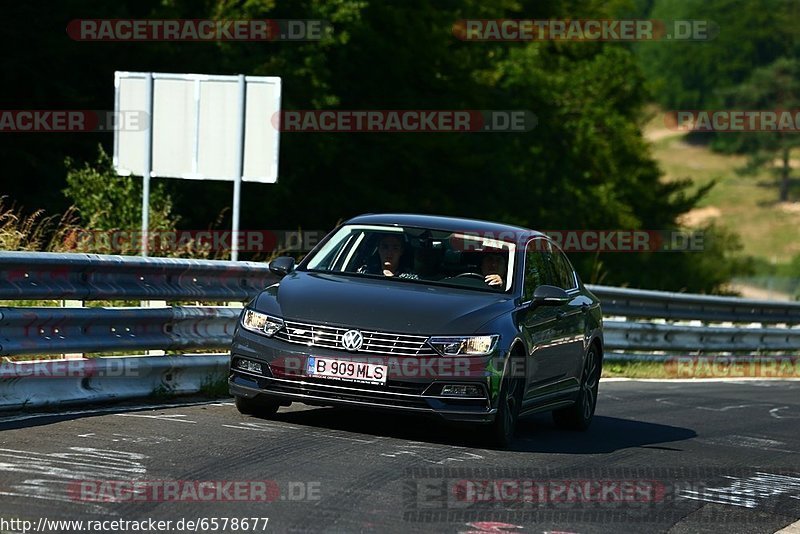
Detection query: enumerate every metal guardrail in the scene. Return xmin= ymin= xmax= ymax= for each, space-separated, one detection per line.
xmin=603 ymin=320 xmax=800 ymax=354
xmin=587 ymin=285 xmax=800 ymax=357
xmin=0 ymin=251 xmax=277 ymax=301
xmin=0 ymin=354 xmax=229 ymax=410
xmin=588 ymin=285 xmax=800 ymax=325
xmin=0 ymin=252 xmax=799 ymax=410
xmin=0 ymin=306 xmax=239 ymax=356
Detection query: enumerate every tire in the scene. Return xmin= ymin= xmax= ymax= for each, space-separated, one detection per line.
xmin=553 ymin=346 xmax=600 ymax=431
xmin=487 ymin=358 xmax=523 ymax=448
xmin=234 ymin=395 xmax=280 ymax=417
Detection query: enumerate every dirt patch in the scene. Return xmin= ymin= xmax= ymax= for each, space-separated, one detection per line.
xmin=726 ymin=283 xmax=794 ymax=301
xmin=778 ymin=202 xmax=800 ymax=214
xmin=772 ymin=158 xmax=800 ymax=169
xmin=677 ymin=206 xmax=722 ymax=227
xmin=646 ymin=128 xmax=685 ymax=142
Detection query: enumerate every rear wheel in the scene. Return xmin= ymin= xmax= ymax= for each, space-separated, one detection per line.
xmin=487 ymin=358 xmax=523 ymax=448
xmin=234 ymin=395 xmax=280 ymax=417
xmin=553 ymin=346 xmax=600 ymax=431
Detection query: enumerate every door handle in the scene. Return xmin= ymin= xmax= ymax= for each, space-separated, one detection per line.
xmin=555 ymin=311 xmax=565 ymax=320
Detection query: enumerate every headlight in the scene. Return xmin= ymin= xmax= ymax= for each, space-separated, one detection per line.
xmin=428 ymin=335 xmax=499 ymax=356
xmin=241 ymin=309 xmax=284 ymax=337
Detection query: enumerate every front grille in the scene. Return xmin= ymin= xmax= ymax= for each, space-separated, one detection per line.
xmin=273 ymin=319 xmax=437 ymax=357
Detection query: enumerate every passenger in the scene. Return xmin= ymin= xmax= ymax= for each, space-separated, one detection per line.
xmin=481 ymin=252 xmax=506 ymax=288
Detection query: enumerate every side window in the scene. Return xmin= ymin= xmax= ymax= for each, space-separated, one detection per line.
xmin=550 ymin=247 xmax=577 ymax=290
xmin=523 ymin=239 xmax=557 ymax=301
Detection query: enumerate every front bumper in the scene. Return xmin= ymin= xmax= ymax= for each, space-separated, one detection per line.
xmin=229 ymin=328 xmax=503 ymax=423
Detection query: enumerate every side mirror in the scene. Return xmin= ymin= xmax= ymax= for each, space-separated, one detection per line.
xmin=269 ymin=256 xmax=295 ymax=277
xmin=531 ymin=285 xmax=569 ymax=307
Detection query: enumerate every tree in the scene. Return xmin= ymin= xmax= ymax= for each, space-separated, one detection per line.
xmin=635 ymin=0 xmax=796 ymax=110
xmin=163 ymin=0 xmax=744 ymax=291
xmin=63 ymin=145 xmax=179 ymax=254
xmin=0 ymin=0 xmax=753 ymax=291
xmin=720 ymin=58 xmax=800 ymax=202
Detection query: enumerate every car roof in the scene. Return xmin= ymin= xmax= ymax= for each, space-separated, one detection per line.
xmin=344 ymin=213 xmax=545 ymax=240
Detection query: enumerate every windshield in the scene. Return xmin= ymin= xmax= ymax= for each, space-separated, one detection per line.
xmin=303 ymin=224 xmax=515 ymax=292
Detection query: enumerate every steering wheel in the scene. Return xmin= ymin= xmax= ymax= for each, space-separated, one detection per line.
xmin=454 ymin=272 xmax=485 ymax=280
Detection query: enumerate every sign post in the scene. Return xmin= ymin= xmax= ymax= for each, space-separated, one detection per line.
xmin=141 ymin=73 xmax=153 ymax=256
xmin=231 ymin=74 xmax=246 ymax=261
xmin=113 ymin=71 xmax=281 ymax=260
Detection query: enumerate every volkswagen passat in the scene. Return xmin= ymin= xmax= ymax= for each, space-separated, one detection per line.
xmin=229 ymin=214 xmax=603 ymax=446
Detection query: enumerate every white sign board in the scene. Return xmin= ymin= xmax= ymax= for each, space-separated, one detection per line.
xmin=113 ymin=72 xmax=281 ymax=183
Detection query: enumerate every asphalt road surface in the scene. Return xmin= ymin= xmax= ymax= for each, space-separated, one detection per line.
xmin=0 ymin=379 xmax=798 ymax=534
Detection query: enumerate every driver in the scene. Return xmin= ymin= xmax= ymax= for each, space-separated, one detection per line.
xmin=481 ymin=252 xmax=505 ymax=287
xmin=359 ymin=234 xmax=418 ymax=279
xmin=378 ymin=235 xmax=405 ymax=276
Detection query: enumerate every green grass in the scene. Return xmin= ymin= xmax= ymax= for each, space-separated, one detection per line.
xmin=602 ymin=359 xmax=670 ymax=379
xmin=199 ymin=374 xmax=231 ymax=397
xmin=645 ymin=118 xmax=800 ymax=263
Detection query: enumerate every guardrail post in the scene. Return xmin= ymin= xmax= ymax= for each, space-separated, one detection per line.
xmin=61 ymin=299 xmax=85 ymax=360
xmin=142 ymin=299 xmax=167 ymax=355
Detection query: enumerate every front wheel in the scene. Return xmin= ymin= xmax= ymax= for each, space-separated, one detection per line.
xmin=553 ymin=347 xmax=600 ymax=431
xmin=234 ymin=395 xmax=280 ymax=417
xmin=486 ymin=360 xmax=523 ymax=448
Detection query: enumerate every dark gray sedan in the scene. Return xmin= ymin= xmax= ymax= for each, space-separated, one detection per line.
xmin=229 ymin=214 xmax=603 ymax=447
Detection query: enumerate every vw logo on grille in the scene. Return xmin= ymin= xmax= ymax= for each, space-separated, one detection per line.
xmin=341 ymin=329 xmax=363 ymax=351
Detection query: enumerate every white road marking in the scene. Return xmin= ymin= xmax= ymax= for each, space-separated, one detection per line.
xmin=380 ymin=444 xmax=484 ymax=464
xmin=77 ymin=432 xmax=177 ymax=444
xmin=679 ymin=472 xmax=800 ymax=509
xmin=775 ymin=518 xmax=800 ymax=533
xmin=223 ymin=420 xmax=378 ymax=443
xmin=697 ymin=435 xmax=798 ymax=454
xmin=771 ymin=406 xmax=800 ymax=419
xmin=0 ymin=447 xmax=148 ymax=513
xmin=0 ymin=400 xmax=225 ymax=424
xmin=656 ymin=398 xmax=797 ymax=416
xmin=222 ymin=422 xmax=283 ymax=433
xmin=697 ymin=403 xmax=776 ymax=412
xmin=116 ymin=413 xmax=196 ymax=424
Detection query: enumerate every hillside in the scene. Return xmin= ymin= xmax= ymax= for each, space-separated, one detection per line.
xmin=644 ymin=110 xmax=799 ymax=299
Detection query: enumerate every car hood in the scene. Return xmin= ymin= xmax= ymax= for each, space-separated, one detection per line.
xmin=252 ymin=271 xmax=513 ymax=335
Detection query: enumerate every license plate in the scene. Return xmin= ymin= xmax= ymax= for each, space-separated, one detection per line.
xmin=306 ymin=357 xmax=387 ymax=385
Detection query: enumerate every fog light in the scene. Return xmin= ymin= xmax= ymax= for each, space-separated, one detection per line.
xmin=236 ymin=359 xmax=263 ymax=374
xmin=441 ymin=384 xmax=483 ymax=397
